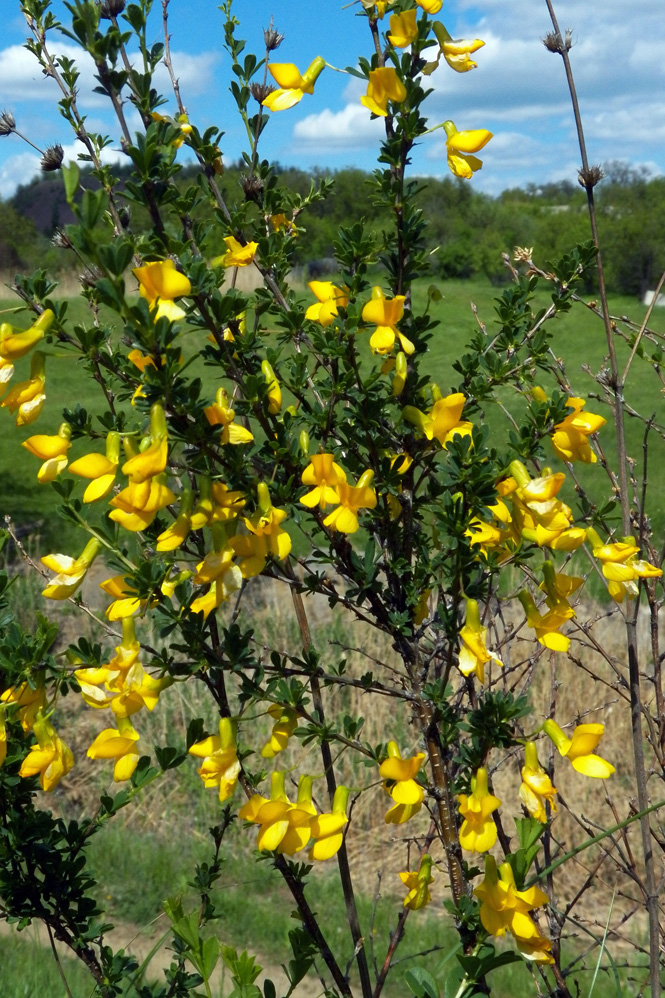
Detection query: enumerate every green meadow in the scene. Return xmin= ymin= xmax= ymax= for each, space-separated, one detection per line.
xmin=1 ymin=277 xmax=664 ymax=551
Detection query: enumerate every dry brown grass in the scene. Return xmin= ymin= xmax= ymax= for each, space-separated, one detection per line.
xmin=8 ymin=557 xmax=663 ymax=963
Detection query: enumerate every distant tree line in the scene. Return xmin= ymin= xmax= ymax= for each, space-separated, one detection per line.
xmin=1 ymin=159 xmax=663 ymax=297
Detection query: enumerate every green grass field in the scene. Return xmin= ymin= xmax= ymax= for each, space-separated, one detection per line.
xmin=2 ymin=277 xmax=664 ymax=550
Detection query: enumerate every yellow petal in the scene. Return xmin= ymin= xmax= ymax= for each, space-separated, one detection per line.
xmin=570 ymin=754 xmax=615 ymax=778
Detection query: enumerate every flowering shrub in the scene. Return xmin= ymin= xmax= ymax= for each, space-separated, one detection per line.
xmin=1 ymin=2 xmax=664 ymax=997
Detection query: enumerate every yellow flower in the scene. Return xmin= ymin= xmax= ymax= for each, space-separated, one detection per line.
xmin=300 ymin=453 xmax=346 ymax=509
xmin=109 ymin=475 xmax=176 ymax=532
xmin=443 ymin=120 xmax=492 ymax=179
xmin=360 ymin=0 xmax=391 ymax=17
xmin=361 ymin=287 xmax=412 ymax=354
xmin=551 ymin=397 xmax=606 ymax=463
xmin=263 ymin=57 xmax=326 ymax=112
xmin=518 ymin=591 xmax=574 ymax=653
xmin=457 ymin=767 xmax=500 ymax=853
xmin=204 ymin=387 xmax=254 ymax=445
xmin=261 ymin=705 xmax=298 ymax=758
xmin=87 ymin=716 xmax=140 ymax=782
xmin=587 ymin=528 xmax=662 ymax=602
xmin=189 ymin=717 xmax=241 ymax=802
xmin=1 ymin=681 xmax=47 ymax=732
xmin=323 ymin=470 xmax=377 ymax=534
xmin=428 ymin=23 xmax=485 ymax=73
xmin=190 ymin=540 xmax=242 ymax=618
xmin=189 ymin=479 xmax=246 ymax=530
xmin=399 ymin=854 xmax=434 ymax=910
xmin=156 ymin=489 xmax=194 ymax=552
xmin=0 ymin=356 xmax=13 ymax=393
xmin=360 ymin=67 xmax=407 ymax=117
xmin=0 ymin=309 xmax=53 ymax=361
xmin=270 ymin=213 xmax=296 ymax=235
xmin=1 ymin=349 xmax=46 ymax=426
xmin=519 ymin=742 xmax=557 ymax=823
xmin=0 ymin=709 xmax=5 ymax=768
xmin=458 ymin=598 xmax=502 ymax=683
xmin=413 ymin=588 xmax=431 ymax=626
xmin=403 ymin=392 xmax=473 ymax=448
xmin=309 ymin=784 xmax=349 ymax=861
xmin=380 ymin=740 xmax=426 ymax=824
xmin=442 ymin=37 xmax=485 ymax=71
xmin=19 ymin=713 xmax=74 ymax=792
xmin=22 ymin=421 xmax=71 ymax=483
xmin=543 ymin=719 xmax=615 ymax=778
xmin=239 ymin=771 xmax=317 ymax=855
xmin=41 ymin=538 xmax=102 ymax=600
xmin=151 ymin=110 xmax=192 ymax=148
xmin=387 ymin=10 xmax=418 ymax=48
xmin=415 ymin=0 xmax=442 ymax=12
xmin=107 ymin=659 xmax=172 ymax=720
xmin=305 ymin=281 xmax=349 ymax=326
xmin=75 ymin=617 xmax=141 ymax=708
xmin=99 ymin=574 xmax=153 ymax=621
xmin=509 ymin=461 xmax=573 ymax=547
xmin=539 ymin=563 xmax=584 ymax=607
xmin=230 ymin=483 xmax=291 ymax=577
xmin=69 ymin=431 xmax=120 ymax=502
xmin=212 ymin=236 xmax=258 ymax=268
xmin=132 ymin=259 xmax=191 ymax=321
xmin=281 ymin=776 xmax=318 ymax=855
xmin=474 ymin=856 xmax=553 ymax=963
xmin=121 ymin=403 xmax=169 ymax=482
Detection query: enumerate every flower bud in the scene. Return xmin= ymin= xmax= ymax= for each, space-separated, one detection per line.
xmin=261 ymin=360 xmax=281 ymax=414
xmin=392 ymin=351 xmax=407 ymax=396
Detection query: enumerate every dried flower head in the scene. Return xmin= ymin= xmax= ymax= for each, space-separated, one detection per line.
xmin=578 ymin=165 xmax=604 ymax=190
xmin=0 ymin=110 xmax=16 ymax=136
xmin=543 ymin=29 xmax=572 ymax=53
xmin=250 ymin=82 xmax=275 ymax=104
xmin=241 ymin=173 xmax=265 ymax=202
xmin=41 ymin=144 xmax=64 ymax=172
xmin=514 ymin=246 xmax=533 ymax=263
xmin=264 ymin=26 xmax=284 ymax=52
xmin=52 ymin=230 xmax=72 ymax=249
xmin=79 ymin=266 xmax=104 ymax=289
xmin=99 ymin=0 xmax=126 ymax=17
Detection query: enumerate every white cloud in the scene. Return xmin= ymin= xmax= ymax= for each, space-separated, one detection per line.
xmin=0 ymin=151 xmax=41 ymax=199
xmin=0 ymin=41 xmax=218 ymax=108
xmin=0 ymin=44 xmax=57 ymax=102
xmin=154 ymin=51 xmax=220 ymax=97
xmin=293 ymin=103 xmax=383 ymax=151
xmin=0 ymin=139 xmax=127 ymax=200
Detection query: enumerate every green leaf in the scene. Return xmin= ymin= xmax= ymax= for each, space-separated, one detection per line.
xmin=62 ymin=161 xmax=79 ymax=204
xmin=516 ymin=816 xmax=545 ymax=852
xmin=200 ymin=935 xmax=219 ymax=978
xmin=442 ymin=962 xmax=467 ymax=998
xmin=405 ymin=966 xmax=439 ymax=998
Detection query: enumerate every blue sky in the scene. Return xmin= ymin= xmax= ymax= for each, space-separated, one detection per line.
xmin=1 ymin=0 xmax=664 ymax=199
